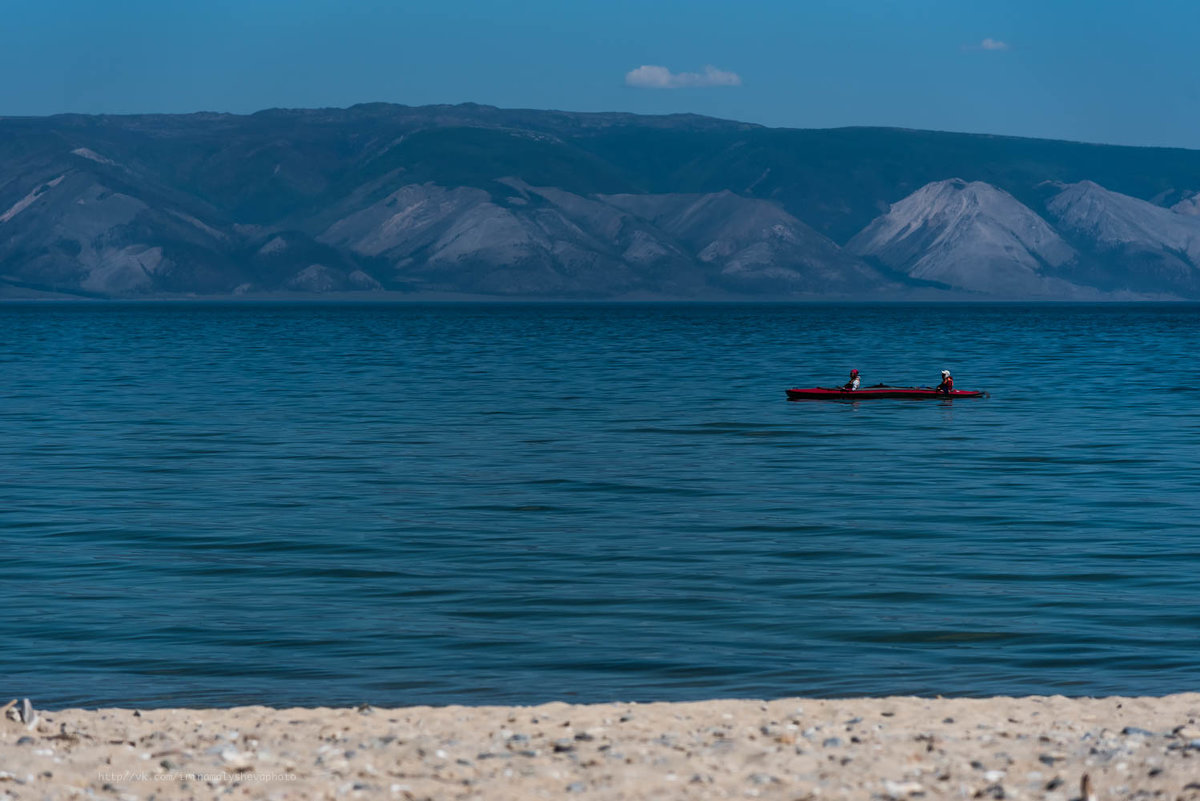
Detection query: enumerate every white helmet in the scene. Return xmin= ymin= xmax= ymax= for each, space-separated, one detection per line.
xmin=941 ymin=370 xmax=951 ymax=377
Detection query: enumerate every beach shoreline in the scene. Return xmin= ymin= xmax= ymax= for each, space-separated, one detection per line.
xmin=3 ymin=694 xmax=1199 ymax=800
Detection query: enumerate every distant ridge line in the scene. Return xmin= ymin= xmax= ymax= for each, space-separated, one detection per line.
xmin=2 ymin=103 xmax=1200 ymax=299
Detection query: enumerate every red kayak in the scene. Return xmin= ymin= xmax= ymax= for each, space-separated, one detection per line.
xmin=787 ymin=385 xmax=987 ymax=400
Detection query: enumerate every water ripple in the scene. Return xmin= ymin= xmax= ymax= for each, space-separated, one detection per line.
xmin=1 ymin=301 xmax=1198 ymax=708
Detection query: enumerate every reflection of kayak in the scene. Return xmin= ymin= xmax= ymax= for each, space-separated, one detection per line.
xmin=786 ymin=385 xmax=987 ymax=400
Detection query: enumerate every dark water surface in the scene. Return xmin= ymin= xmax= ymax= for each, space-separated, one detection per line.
xmin=2 ymin=302 xmax=1198 ymax=708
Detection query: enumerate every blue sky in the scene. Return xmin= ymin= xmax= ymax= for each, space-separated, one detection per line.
xmin=3 ymin=0 xmax=1198 ymax=149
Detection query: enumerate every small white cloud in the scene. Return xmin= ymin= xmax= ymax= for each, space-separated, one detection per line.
xmin=625 ymin=65 xmax=742 ymax=89
xmin=978 ymin=38 xmax=1010 ymax=51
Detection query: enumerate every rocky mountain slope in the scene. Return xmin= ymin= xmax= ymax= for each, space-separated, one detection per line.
xmin=847 ymin=178 xmax=1200 ymax=298
xmin=3 ymin=104 xmax=1200 ymax=299
xmin=312 ymin=179 xmax=896 ymax=297
xmin=1044 ymin=181 xmax=1200 ymax=296
xmin=1172 ymin=191 xmax=1200 ymax=216
xmin=845 ymin=179 xmax=1081 ymax=296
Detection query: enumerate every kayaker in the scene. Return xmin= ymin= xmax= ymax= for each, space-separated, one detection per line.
xmin=843 ymin=369 xmax=860 ymax=391
xmin=936 ymin=370 xmax=954 ymax=394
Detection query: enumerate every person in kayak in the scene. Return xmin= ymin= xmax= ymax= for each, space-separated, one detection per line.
xmin=936 ymin=370 xmax=954 ymax=394
xmin=843 ymin=369 xmax=861 ymax=391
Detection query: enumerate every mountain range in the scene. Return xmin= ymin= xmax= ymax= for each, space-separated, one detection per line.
xmin=2 ymin=103 xmax=1200 ymax=299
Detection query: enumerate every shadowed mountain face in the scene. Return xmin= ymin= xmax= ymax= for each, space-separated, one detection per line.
xmin=3 ymin=104 xmax=1200 ymax=299
xmin=601 ymin=191 xmax=892 ymax=295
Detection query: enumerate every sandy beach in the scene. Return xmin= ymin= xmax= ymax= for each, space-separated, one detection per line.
xmin=3 ymin=695 xmax=1199 ymax=800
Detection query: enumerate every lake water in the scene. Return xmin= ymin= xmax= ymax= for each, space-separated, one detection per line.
xmin=2 ymin=302 xmax=1198 ymax=708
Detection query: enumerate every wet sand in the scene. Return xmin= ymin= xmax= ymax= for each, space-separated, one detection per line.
xmin=3 ymin=695 xmax=1200 ymax=800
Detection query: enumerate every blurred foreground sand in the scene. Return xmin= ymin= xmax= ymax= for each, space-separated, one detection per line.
xmin=3 ymin=695 xmax=1200 ymax=800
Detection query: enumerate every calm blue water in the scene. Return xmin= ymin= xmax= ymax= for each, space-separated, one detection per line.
xmin=2 ymin=302 xmax=1198 ymax=709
